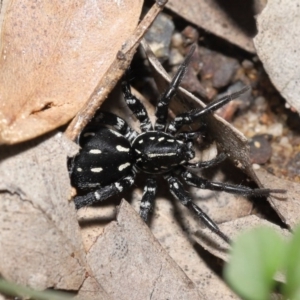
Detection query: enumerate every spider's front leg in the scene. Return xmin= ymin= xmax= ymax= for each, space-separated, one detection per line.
xmin=180 ymin=169 xmax=286 ymax=197
xmin=155 ymin=45 xmax=196 ymax=131
xmin=74 ymin=171 xmax=136 ymax=209
xmin=167 ymin=86 xmax=250 ymax=134
xmin=140 ymin=177 xmax=157 ymax=222
xmin=122 ymin=80 xmax=153 ymax=132
xmin=164 ymin=174 xmax=231 ymax=243
xmin=176 ymin=131 xmax=227 ymax=169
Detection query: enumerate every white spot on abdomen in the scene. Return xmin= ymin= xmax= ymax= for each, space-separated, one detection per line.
xmin=89 ymin=149 xmax=102 ymax=154
xmin=116 ymin=145 xmax=130 ymax=152
xmin=77 ymin=167 xmax=83 ymax=172
xmin=91 ymin=167 xmax=103 ymax=173
xmin=118 ymin=162 xmax=131 ymax=171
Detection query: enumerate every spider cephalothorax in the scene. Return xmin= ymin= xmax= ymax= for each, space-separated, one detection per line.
xmin=70 ymin=45 xmax=285 ymax=243
xmin=132 ymin=131 xmax=195 ymax=174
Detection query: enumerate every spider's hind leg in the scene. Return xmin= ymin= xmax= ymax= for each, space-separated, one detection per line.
xmin=164 ymin=174 xmax=231 ymax=244
xmin=74 ymin=171 xmax=136 ymax=209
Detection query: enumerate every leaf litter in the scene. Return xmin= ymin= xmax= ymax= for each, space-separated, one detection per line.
xmin=1 ymin=0 xmax=300 ymax=299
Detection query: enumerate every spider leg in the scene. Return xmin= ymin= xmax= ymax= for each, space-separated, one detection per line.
xmin=187 ymin=152 xmax=227 ymax=169
xmin=122 ymin=80 xmax=153 ymax=132
xmin=165 ymin=174 xmax=231 ymax=243
xmin=167 ymin=86 xmax=250 ymax=134
xmin=74 ymin=171 xmax=136 ymax=209
xmin=155 ymin=45 xmax=196 ymax=131
xmin=90 ymin=111 xmax=138 ymax=143
xmin=140 ymin=177 xmax=157 ymax=222
xmin=180 ymin=169 xmax=286 ymax=196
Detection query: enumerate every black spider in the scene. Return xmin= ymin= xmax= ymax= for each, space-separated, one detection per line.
xmin=70 ymin=45 xmax=285 ymax=244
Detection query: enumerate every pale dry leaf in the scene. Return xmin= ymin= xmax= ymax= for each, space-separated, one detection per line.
xmin=254 ymin=0 xmax=300 ymax=114
xmin=255 ymin=168 xmax=300 ymax=229
xmin=199 ymin=215 xmax=290 ymax=262
xmin=86 ymin=200 xmax=204 ymax=300
xmin=130 ymin=188 xmax=240 ymax=300
xmin=166 ymin=0 xmax=266 ymax=53
xmin=0 ymin=0 xmax=143 ymax=144
xmin=75 ymin=276 xmax=112 ymax=300
xmin=0 ymin=133 xmax=86 ymax=290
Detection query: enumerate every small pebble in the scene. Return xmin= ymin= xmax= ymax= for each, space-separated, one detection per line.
xmin=249 ymin=134 xmax=272 ymax=164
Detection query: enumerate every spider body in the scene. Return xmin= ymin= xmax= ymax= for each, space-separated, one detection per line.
xmin=70 ymin=45 xmax=285 ymax=244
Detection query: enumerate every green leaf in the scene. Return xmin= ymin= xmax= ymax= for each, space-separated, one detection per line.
xmin=283 ymin=225 xmax=300 ymax=300
xmin=224 ymin=226 xmax=286 ymax=300
xmin=0 ymin=279 xmax=74 ymax=300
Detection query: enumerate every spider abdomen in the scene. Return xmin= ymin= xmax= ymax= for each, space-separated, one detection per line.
xmin=132 ymin=131 xmax=194 ymax=174
xmin=71 ymin=126 xmax=134 ymax=190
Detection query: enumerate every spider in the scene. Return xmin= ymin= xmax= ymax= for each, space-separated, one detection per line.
xmin=70 ymin=45 xmax=285 ymax=244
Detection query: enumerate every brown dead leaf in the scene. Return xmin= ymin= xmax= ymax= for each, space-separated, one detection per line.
xmin=86 ymin=200 xmax=204 ymax=300
xmin=255 ymin=168 xmax=300 ymax=229
xmin=166 ymin=0 xmax=266 ymax=53
xmin=0 ymin=0 xmax=143 ymax=144
xmin=0 ymin=133 xmax=86 ymax=290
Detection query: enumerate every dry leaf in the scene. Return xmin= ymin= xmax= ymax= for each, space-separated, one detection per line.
xmin=166 ymin=0 xmax=266 ymax=53
xmin=254 ymin=0 xmax=300 ymax=114
xmin=0 ymin=133 xmax=86 ymax=290
xmin=75 ymin=276 xmax=112 ymax=300
xmin=0 ymin=0 xmax=143 ymax=144
xmin=86 ymin=200 xmax=203 ymax=300
xmin=255 ymin=168 xmax=300 ymax=229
